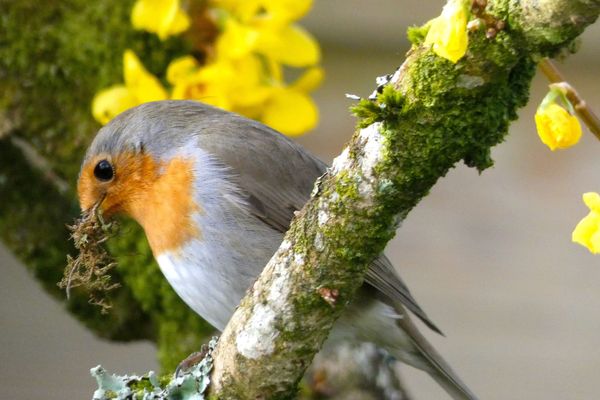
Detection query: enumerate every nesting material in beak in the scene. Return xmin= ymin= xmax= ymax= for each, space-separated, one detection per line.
xmin=59 ymin=199 xmax=120 ymax=314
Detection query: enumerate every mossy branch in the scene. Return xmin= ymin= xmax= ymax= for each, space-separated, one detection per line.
xmin=205 ymin=0 xmax=599 ymax=398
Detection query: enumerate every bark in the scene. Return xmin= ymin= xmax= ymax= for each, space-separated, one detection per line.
xmin=208 ymin=0 xmax=600 ymax=398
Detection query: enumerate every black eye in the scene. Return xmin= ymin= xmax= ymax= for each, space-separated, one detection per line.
xmin=93 ymin=159 xmax=114 ymax=182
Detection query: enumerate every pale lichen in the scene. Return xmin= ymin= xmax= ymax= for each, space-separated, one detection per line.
xmin=92 ymin=337 xmax=218 ymax=400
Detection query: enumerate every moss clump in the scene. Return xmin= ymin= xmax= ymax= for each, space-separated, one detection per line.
xmin=61 ymin=205 xmax=120 ymax=314
xmin=350 ymin=85 xmax=405 ymax=129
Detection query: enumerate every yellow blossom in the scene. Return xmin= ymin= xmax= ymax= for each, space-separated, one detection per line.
xmin=255 ymin=24 xmax=320 ymax=67
xmin=535 ymin=102 xmax=582 ymax=150
xmin=211 ymin=0 xmax=261 ymax=22
xmin=262 ymin=88 xmax=318 ymax=136
xmin=170 ymin=60 xmax=234 ymax=110
xmin=123 ymin=50 xmax=168 ymax=102
xmin=291 ymin=66 xmax=324 ymax=93
xmin=166 ymin=53 xmax=320 ymax=135
xmin=92 ymin=50 xmax=167 ymax=125
xmin=166 ymin=56 xmax=199 ymax=86
xmin=572 ymin=192 xmax=600 ymax=254
xmin=425 ymin=0 xmax=469 ymax=63
xmin=261 ymin=0 xmax=314 ymax=24
xmin=131 ymin=0 xmax=190 ymax=40
xmin=216 ymin=14 xmax=320 ymax=67
xmin=95 ymin=0 xmax=322 ymax=136
xmin=213 ymin=0 xmax=312 ymax=24
xmin=215 ymin=17 xmax=260 ymax=60
xmin=92 ymin=86 xmax=138 ymax=125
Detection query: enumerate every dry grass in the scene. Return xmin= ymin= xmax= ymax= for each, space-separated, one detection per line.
xmin=59 ymin=201 xmax=120 ymax=313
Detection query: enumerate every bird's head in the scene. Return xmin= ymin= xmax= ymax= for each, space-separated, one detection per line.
xmin=77 ymin=101 xmax=203 ymax=255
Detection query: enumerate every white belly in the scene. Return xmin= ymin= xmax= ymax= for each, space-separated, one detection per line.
xmin=156 ymin=210 xmax=282 ymax=331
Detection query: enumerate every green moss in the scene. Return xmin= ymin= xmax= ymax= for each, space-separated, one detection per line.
xmin=350 ymin=86 xmax=405 ymax=129
xmin=406 ymin=21 xmax=432 ymax=46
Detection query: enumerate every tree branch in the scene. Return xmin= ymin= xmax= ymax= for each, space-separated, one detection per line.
xmin=207 ymin=0 xmax=600 ymax=397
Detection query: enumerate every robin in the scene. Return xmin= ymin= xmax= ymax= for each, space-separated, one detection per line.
xmin=78 ymin=100 xmax=478 ymax=400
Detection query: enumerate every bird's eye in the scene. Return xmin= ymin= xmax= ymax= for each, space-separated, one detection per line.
xmin=93 ymin=159 xmax=114 ymax=182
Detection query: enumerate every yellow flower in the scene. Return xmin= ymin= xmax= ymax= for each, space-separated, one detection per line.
xmin=131 ymin=0 xmax=190 ymax=40
xmin=291 ymin=66 xmax=324 ymax=92
xmin=535 ymin=102 xmax=582 ymax=150
xmin=92 ymin=50 xmax=167 ymax=125
xmin=572 ymin=192 xmax=600 ymax=254
xmin=215 ymin=17 xmax=260 ymax=60
xmin=92 ymin=86 xmax=138 ymax=125
xmin=425 ymin=0 xmax=469 ymax=63
xmin=254 ymin=24 xmax=320 ymax=67
xmin=261 ymin=0 xmax=314 ymax=24
xmin=166 ymin=53 xmax=320 ymax=135
xmin=262 ymin=88 xmax=318 ymax=136
xmin=216 ymin=14 xmax=320 ymax=67
xmin=213 ymin=0 xmax=312 ymax=24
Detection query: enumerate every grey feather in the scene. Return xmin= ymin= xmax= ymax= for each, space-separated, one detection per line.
xmin=395 ymin=303 xmax=479 ymax=400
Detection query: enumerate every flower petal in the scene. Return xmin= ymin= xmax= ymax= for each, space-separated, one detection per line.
xmin=131 ymin=0 xmax=189 ymax=40
xmin=583 ymin=192 xmax=600 ymax=212
xmin=262 ymin=89 xmax=318 ymax=136
xmin=255 ymin=24 xmax=320 ymax=67
xmin=573 ymin=193 xmax=600 ymax=254
xmin=424 ymin=1 xmax=468 ymax=63
xmin=167 ymin=56 xmax=199 ymax=84
xmin=292 ymin=66 xmax=324 ymax=93
xmin=535 ymin=103 xmax=582 ymax=151
xmin=216 ymin=17 xmax=259 ymax=60
xmin=260 ymin=0 xmax=313 ymax=22
xmin=91 ymin=85 xmax=138 ymax=125
xmin=123 ymin=50 xmax=168 ymax=103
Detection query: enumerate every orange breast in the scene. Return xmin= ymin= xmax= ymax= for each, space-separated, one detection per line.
xmin=78 ymin=152 xmax=201 ymax=256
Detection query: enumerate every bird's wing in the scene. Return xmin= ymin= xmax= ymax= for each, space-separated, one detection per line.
xmin=190 ymin=102 xmax=441 ymax=333
xmin=369 ymin=255 xmax=442 ymax=334
xmin=194 ymin=107 xmax=324 ymax=231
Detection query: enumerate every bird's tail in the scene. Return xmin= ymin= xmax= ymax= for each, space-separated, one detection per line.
xmin=394 ymin=305 xmax=479 ymax=400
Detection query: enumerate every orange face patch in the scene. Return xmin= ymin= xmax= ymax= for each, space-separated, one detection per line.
xmin=78 ymin=152 xmax=200 ymax=255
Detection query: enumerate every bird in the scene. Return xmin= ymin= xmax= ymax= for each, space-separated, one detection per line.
xmin=77 ymin=100 xmax=478 ymax=400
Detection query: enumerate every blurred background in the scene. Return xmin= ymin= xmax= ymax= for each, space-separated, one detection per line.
xmin=1 ymin=0 xmax=600 ymax=399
